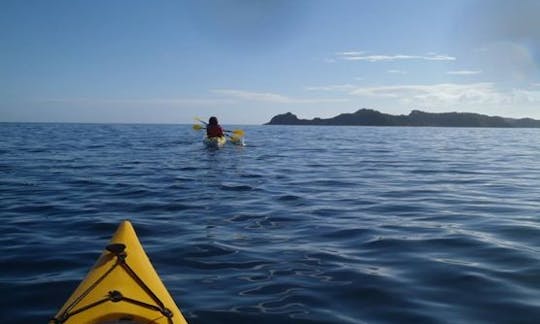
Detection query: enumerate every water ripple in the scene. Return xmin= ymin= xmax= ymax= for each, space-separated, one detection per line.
xmin=1 ymin=124 xmax=540 ymax=323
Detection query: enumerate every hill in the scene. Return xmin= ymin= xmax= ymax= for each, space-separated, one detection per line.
xmin=265 ymin=109 xmax=540 ymax=128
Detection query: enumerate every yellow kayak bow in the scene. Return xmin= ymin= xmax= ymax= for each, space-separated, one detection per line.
xmin=50 ymin=220 xmax=187 ymax=324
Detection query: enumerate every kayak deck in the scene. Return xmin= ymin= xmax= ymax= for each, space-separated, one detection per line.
xmin=203 ymin=135 xmax=245 ymax=148
xmin=203 ymin=136 xmax=226 ymax=149
xmin=50 ymin=220 xmax=187 ymax=324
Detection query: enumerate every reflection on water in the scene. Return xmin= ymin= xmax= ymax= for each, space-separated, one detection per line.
xmin=1 ymin=124 xmax=540 ymax=323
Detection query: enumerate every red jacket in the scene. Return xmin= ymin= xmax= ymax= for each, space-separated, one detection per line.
xmin=207 ymin=125 xmax=224 ymax=137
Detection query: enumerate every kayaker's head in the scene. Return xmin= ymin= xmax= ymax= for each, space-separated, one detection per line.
xmin=209 ymin=116 xmax=219 ymax=126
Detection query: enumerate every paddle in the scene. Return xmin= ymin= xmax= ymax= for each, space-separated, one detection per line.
xmin=193 ymin=118 xmax=245 ymax=137
xmin=194 ymin=117 xmax=208 ymax=125
xmin=192 ymin=124 xmax=205 ymax=131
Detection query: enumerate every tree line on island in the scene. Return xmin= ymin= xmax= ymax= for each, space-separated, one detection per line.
xmin=265 ymin=109 xmax=540 ymax=128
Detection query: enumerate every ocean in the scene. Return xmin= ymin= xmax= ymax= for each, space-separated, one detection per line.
xmin=1 ymin=123 xmax=539 ymax=323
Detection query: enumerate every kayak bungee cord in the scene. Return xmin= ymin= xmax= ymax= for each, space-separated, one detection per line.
xmin=50 ymin=243 xmax=174 ymax=324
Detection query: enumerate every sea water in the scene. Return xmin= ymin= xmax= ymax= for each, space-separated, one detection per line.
xmin=1 ymin=123 xmax=539 ymax=323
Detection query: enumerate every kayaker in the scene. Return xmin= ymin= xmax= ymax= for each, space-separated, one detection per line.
xmin=206 ymin=116 xmax=224 ymax=138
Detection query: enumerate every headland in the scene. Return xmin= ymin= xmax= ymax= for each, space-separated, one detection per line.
xmin=265 ymin=109 xmax=540 ymax=127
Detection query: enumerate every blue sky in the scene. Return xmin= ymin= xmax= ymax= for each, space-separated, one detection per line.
xmin=1 ymin=0 xmax=539 ymax=124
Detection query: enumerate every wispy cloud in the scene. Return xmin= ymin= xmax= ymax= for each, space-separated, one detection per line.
xmin=349 ymin=83 xmax=505 ymax=105
xmin=40 ymin=98 xmax=236 ymax=106
xmin=212 ymin=89 xmax=348 ymax=104
xmin=447 ymin=70 xmax=482 ymax=75
xmin=387 ymin=69 xmax=408 ymax=74
xmin=307 ymin=82 xmax=540 ymax=108
xmin=336 ymin=52 xmax=456 ymax=62
xmin=304 ymin=84 xmax=356 ymax=92
xmin=39 ymin=89 xmax=349 ymax=108
xmin=339 ymin=51 xmax=366 ymax=56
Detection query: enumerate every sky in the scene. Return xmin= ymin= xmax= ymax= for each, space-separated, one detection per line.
xmin=1 ymin=0 xmax=540 ymax=124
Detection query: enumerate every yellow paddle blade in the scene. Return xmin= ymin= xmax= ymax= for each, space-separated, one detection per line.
xmin=229 ymin=134 xmax=242 ymax=144
xmin=192 ymin=124 xmax=204 ymax=131
xmin=194 ymin=117 xmax=206 ymax=124
xmin=230 ymin=129 xmax=245 ymax=137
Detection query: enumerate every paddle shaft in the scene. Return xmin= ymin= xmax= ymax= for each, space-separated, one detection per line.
xmin=195 ymin=119 xmax=243 ymax=136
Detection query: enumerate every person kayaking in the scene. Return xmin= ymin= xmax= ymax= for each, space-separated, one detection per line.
xmin=206 ymin=116 xmax=224 ymax=138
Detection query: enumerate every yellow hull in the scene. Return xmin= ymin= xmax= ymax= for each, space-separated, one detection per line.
xmin=203 ymin=136 xmax=226 ymax=148
xmin=51 ymin=220 xmax=187 ymax=324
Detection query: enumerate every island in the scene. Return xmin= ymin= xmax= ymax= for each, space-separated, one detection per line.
xmin=265 ymin=109 xmax=540 ymax=128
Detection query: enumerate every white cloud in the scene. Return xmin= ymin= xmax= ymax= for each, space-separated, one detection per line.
xmin=349 ymin=83 xmax=540 ymax=110
xmin=447 ymin=70 xmax=482 ymax=75
xmin=349 ymin=83 xmax=506 ymax=106
xmin=40 ymin=89 xmax=349 ymax=109
xmin=309 ymin=81 xmax=535 ymax=103
xmin=305 ymin=84 xmax=356 ymax=91
xmin=212 ymin=89 xmax=348 ymax=104
xmin=336 ymin=52 xmax=456 ymax=62
xmin=387 ymin=69 xmax=408 ymax=74
xmin=40 ymin=98 xmax=236 ymax=106
xmin=212 ymin=89 xmax=291 ymax=103
xmin=339 ymin=51 xmax=366 ymax=56
xmin=304 ymin=81 xmax=540 ymax=117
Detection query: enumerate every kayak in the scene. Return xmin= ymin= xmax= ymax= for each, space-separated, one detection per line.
xmin=50 ymin=220 xmax=187 ymax=324
xmin=203 ymin=136 xmax=226 ymax=149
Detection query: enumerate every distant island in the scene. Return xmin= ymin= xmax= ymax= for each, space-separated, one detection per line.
xmin=265 ymin=109 xmax=540 ymax=128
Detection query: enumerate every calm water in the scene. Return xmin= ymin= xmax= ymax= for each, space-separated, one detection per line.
xmin=1 ymin=123 xmax=540 ymax=323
